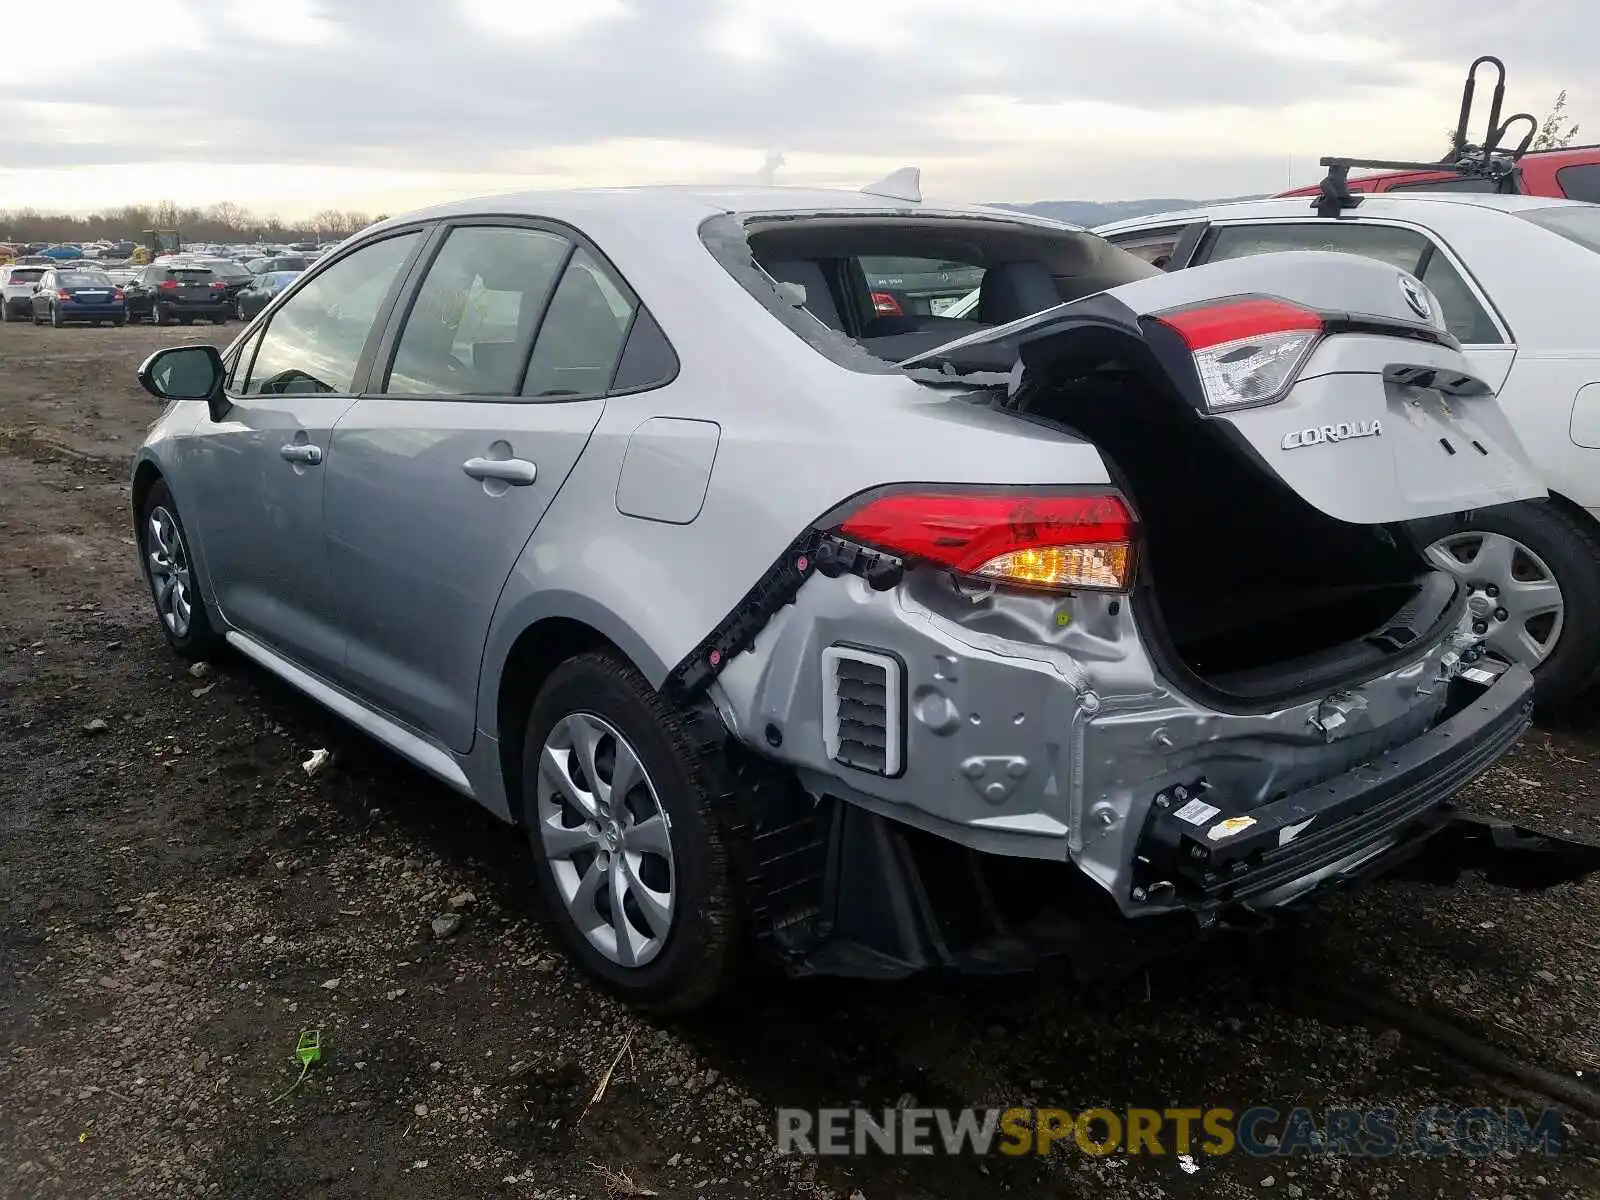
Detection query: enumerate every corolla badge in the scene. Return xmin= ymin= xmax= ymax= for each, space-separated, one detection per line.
xmin=1399 ymin=275 xmax=1432 ymax=321
xmin=1282 ymin=420 xmax=1383 ymax=450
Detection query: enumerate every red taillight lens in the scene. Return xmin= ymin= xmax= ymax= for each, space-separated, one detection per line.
xmin=56 ymin=289 xmax=71 ymax=300
xmin=1154 ymin=297 xmax=1323 ymax=413
xmin=211 ymin=281 xmax=226 ymax=290
xmin=835 ymin=491 xmax=1136 ymax=592
xmin=112 ymin=288 xmax=125 ymax=301
xmin=870 ymin=291 xmax=903 ymax=316
xmin=158 ymin=280 xmax=178 ymax=291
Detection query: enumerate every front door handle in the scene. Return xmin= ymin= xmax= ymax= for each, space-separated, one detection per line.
xmin=280 ymin=443 xmax=323 ymax=465
xmin=462 ymin=456 xmax=537 ymax=486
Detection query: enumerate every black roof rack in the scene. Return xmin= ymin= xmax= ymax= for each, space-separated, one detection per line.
xmin=1313 ymin=56 xmax=1538 ymax=218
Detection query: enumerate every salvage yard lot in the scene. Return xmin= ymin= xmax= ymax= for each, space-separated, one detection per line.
xmin=1 ymin=321 xmax=1599 ymax=1200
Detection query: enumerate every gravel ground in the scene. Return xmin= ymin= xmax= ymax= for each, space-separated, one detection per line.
xmin=1 ymin=321 xmax=1598 ymax=1200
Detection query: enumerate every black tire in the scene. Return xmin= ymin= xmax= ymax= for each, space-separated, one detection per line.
xmin=50 ymin=305 xmax=62 ymax=329
xmin=113 ymin=317 xmax=125 ymax=328
xmin=520 ymin=651 xmax=742 ymax=1012
xmin=153 ymin=302 xmax=170 ymax=326
xmin=135 ymin=479 xmax=224 ymax=661
xmin=1410 ymin=500 xmax=1600 ymax=709
xmin=212 ymin=314 xmax=227 ymax=326
xmin=179 ymin=315 xmax=194 ymax=326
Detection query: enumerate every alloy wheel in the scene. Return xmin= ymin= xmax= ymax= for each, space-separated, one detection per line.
xmin=535 ymin=712 xmax=676 ymax=968
xmin=1425 ymin=531 xmax=1565 ymax=670
xmin=145 ymin=505 xmax=194 ymax=637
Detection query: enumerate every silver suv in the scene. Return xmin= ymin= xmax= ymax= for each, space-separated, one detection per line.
xmin=131 ymin=179 xmax=1599 ymax=1011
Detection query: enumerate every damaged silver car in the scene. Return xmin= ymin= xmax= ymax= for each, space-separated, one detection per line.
xmin=130 ymin=172 xmax=1600 ymax=1011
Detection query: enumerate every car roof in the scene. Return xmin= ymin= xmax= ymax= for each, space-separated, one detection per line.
xmin=369 ymin=183 xmax=1079 ymax=235
xmin=1093 ymin=191 xmax=1592 ymax=234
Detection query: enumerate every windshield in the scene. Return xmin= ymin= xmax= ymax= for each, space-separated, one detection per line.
xmin=1519 ymin=205 xmax=1600 ymax=255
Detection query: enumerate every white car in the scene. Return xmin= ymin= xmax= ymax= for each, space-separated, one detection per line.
xmin=0 ymin=263 xmax=48 ymax=322
xmin=1086 ymin=193 xmax=1600 ymax=707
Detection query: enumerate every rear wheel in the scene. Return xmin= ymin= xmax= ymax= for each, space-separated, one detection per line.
xmin=1413 ymin=500 xmax=1600 ymax=709
xmin=50 ymin=305 xmax=62 ymax=328
xmin=136 ymin=479 xmax=223 ymax=660
xmin=521 ymin=651 xmax=742 ymax=1013
xmin=212 ymin=314 xmax=226 ymax=326
xmin=178 ymin=315 xmax=194 ymax=326
xmin=153 ymin=302 xmax=171 ymax=326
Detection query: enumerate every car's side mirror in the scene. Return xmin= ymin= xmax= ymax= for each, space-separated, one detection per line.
xmin=138 ymin=345 xmax=231 ymax=422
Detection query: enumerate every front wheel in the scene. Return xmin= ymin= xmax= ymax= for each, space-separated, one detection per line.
xmin=521 ymin=651 xmax=742 ymax=1013
xmin=1413 ymin=500 xmax=1600 ymax=709
xmin=136 ymin=480 xmax=224 ymax=660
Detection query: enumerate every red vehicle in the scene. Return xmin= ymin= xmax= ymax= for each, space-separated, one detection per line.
xmin=1278 ymin=56 xmax=1600 ymax=208
xmin=1278 ymin=143 xmax=1600 ymax=202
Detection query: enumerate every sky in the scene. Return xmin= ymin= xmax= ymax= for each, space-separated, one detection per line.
xmin=0 ymin=0 xmax=1590 ymax=218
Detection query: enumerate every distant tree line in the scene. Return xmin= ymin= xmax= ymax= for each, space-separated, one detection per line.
xmin=0 ymin=201 xmax=390 ymax=245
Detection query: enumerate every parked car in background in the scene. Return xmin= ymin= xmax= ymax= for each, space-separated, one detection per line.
xmin=0 ymin=264 xmax=49 ymax=322
xmin=233 ymin=269 xmax=300 ymax=320
xmin=123 ymin=264 xmax=229 ymax=325
xmin=859 ymin=255 xmax=986 ymax=317
xmin=1277 ymin=144 xmax=1600 ymax=202
xmin=29 ymin=266 xmax=126 ymax=327
xmin=1094 ymin=193 xmax=1600 ymax=706
xmin=128 ymin=181 xmax=1600 ymax=1012
xmin=246 ymin=255 xmax=314 ymax=275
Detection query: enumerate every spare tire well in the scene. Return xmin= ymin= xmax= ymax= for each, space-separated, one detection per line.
xmin=496 ymin=618 xmax=616 ymax=822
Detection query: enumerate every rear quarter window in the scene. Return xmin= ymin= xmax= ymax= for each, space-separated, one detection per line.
xmin=1554 ymin=164 xmax=1600 ymax=203
xmin=1518 ymin=205 xmax=1600 ymax=255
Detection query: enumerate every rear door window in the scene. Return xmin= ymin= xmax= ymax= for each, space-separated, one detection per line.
xmin=1555 ymin=164 xmax=1600 ymax=203
xmin=1202 ymin=222 xmax=1504 ymax=345
xmin=521 ymin=249 xmax=637 ymax=398
xmin=244 ymin=231 xmax=422 ymax=396
xmin=384 ymin=225 xmax=570 ymax=397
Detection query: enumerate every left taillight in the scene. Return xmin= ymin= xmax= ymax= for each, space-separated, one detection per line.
xmin=112 ymin=288 xmax=125 ymax=301
xmin=833 ymin=490 xmax=1136 ymax=593
xmin=56 ymin=289 xmax=71 ymax=300
xmin=870 ymin=291 xmax=902 ymax=316
xmin=1153 ymin=297 xmax=1323 ymax=413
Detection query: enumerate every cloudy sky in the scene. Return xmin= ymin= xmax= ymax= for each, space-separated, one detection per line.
xmin=1 ymin=0 xmax=1588 ymax=217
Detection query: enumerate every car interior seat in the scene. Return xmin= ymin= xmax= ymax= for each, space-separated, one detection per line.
xmin=760 ymin=260 xmax=845 ymax=330
xmin=976 ymin=261 xmax=1063 ymax=325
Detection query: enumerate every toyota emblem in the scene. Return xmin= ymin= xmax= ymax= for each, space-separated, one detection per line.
xmin=1399 ymin=275 xmax=1433 ymax=321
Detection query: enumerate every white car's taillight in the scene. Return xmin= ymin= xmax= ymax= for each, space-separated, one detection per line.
xmin=1155 ymin=298 xmax=1324 ymax=412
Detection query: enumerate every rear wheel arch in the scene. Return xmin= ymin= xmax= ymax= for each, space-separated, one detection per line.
xmin=495 ymin=617 xmax=625 ymax=824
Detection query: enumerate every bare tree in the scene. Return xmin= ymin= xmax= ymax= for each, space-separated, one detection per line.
xmin=208 ymin=201 xmax=254 ymax=230
xmin=1532 ymin=90 xmax=1581 ymax=150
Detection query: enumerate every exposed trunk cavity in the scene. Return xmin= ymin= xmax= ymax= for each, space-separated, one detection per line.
xmin=1014 ymin=358 xmax=1457 ymax=707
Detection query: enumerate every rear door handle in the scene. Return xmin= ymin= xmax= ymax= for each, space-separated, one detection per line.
xmin=280 ymin=443 xmax=323 ymax=465
xmin=462 ymin=457 xmax=537 ymax=486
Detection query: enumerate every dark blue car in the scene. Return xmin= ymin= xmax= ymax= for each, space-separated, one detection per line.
xmin=30 ymin=267 xmax=126 ymax=328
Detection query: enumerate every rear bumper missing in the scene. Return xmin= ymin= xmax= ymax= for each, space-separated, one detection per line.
xmin=1129 ymin=663 xmax=1535 ymax=912
xmin=747 ymin=661 xmax=1600 ymax=979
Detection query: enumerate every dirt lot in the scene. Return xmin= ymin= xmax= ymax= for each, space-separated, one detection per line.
xmin=1 ymin=320 xmax=1598 ymax=1200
